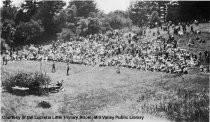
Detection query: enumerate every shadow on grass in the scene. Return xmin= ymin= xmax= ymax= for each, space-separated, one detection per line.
xmin=9 ymin=88 xmax=49 ymax=96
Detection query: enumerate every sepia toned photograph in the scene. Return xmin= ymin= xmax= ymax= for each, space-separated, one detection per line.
xmin=1 ymin=0 xmax=209 ymax=122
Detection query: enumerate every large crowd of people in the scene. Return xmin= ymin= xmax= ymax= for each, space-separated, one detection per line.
xmin=2 ymin=23 xmax=210 ymax=74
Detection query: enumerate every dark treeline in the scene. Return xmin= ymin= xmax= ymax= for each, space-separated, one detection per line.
xmin=167 ymin=1 xmax=210 ymax=23
xmin=1 ymin=0 xmax=210 ymax=49
xmin=1 ymin=0 xmax=66 ymax=48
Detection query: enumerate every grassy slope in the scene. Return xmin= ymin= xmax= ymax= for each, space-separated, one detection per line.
xmin=1 ymin=23 xmax=210 ymax=122
xmin=1 ymin=61 xmax=209 ymax=122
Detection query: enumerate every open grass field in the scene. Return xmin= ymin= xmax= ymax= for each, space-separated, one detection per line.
xmin=1 ymin=23 xmax=210 ymax=122
xmin=1 ymin=61 xmax=209 ymax=122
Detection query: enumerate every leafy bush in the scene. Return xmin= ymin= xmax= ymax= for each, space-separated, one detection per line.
xmin=28 ymin=72 xmax=51 ymax=91
xmin=2 ymin=72 xmax=51 ymax=95
xmin=38 ymin=101 xmax=51 ymax=108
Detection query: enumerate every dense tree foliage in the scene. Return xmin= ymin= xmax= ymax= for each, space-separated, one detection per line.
xmin=107 ymin=11 xmax=132 ymax=30
xmin=57 ymin=1 xmax=131 ymax=39
xmin=14 ymin=19 xmax=44 ymax=46
xmin=57 ymin=1 xmax=99 ymax=39
xmin=1 ymin=0 xmax=65 ymax=46
xmin=35 ymin=1 xmax=66 ymax=35
xmin=1 ymin=0 xmax=210 ymax=48
xmin=1 ymin=0 xmax=17 ymax=46
xmin=149 ymin=11 xmax=161 ymax=28
xmin=68 ymin=0 xmax=98 ymax=18
xmin=128 ymin=1 xmax=159 ymax=27
xmin=177 ymin=1 xmax=210 ymax=23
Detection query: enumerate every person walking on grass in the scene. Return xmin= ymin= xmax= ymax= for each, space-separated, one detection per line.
xmin=52 ymin=60 xmax=56 ymax=73
xmin=67 ymin=62 xmax=70 ymax=76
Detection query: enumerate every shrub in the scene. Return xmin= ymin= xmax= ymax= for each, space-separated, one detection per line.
xmin=37 ymin=101 xmax=51 ymax=109
xmin=2 ymin=72 xmax=51 ymax=96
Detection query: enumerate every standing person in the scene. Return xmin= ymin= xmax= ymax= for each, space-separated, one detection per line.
xmin=2 ymin=53 xmax=6 ymax=65
xmin=66 ymin=62 xmax=70 ymax=76
xmin=69 ymin=53 xmax=73 ymax=63
xmin=9 ymin=50 xmax=12 ymax=61
xmin=52 ymin=60 xmax=56 ymax=73
xmin=190 ymin=26 xmax=194 ymax=33
xmin=173 ymin=40 xmax=177 ymax=48
xmin=198 ymin=51 xmax=202 ymax=63
xmin=204 ymin=49 xmax=209 ymax=64
xmin=144 ymin=30 xmax=146 ymax=36
xmin=116 ymin=64 xmax=120 ymax=74
xmin=157 ymin=29 xmax=160 ymax=36
xmin=182 ymin=23 xmax=186 ymax=33
xmin=163 ymin=38 xmax=166 ymax=51
xmin=4 ymin=52 xmax=8 ymax=65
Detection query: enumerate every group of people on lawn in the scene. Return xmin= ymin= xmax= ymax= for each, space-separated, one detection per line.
xmin=2 ymin=21 xmax=210 ymax=75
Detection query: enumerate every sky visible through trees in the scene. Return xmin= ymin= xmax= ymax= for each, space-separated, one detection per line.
xmin=0 ymin=0 xmax=132 ymax=13
xmin=1 ymin=0 xmax=210 ymax=48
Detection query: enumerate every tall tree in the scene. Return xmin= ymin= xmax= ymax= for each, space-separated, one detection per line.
xmin=128 ymin=1 xmax=158 ymax=27
xmin=35 ymin=1 xmax=66 ymax=36
xmin=14 ymin=19 xmax=44 ymax=45
xmin=19 ymin=0 xmax=40 ymax=22
xmin=1 ymin=0 xmax=17 ymax=46
xmin=58 ymin=0 xmax=100 ymax=38
xmin=68 ymin=0 xmax=98 ymax=18
xmin=107 ymin=10 xmax=132 ymax=30
xmin=178 ymin=1 xmax=210 ymax=22
xmin=148 ymin=11 xmax=161 ymax=28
